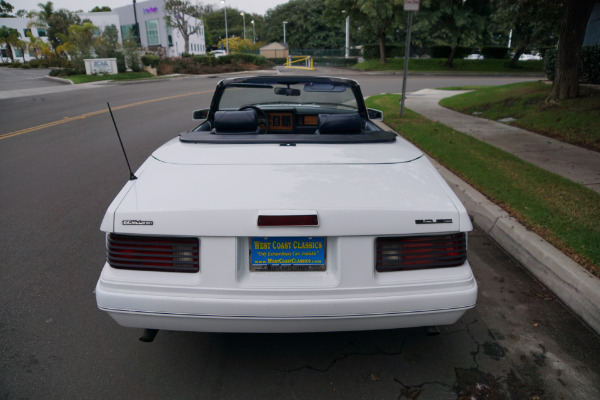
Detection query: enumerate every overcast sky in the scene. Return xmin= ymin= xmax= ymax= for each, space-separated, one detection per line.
xmin=13 ymin=0 xmax=289 ymax=16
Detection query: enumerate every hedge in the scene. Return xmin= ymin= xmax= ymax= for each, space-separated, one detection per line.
xmin=141 ymin=54 xmax=160 ymax=68
xmin=544 ymin=45 xmax=600 ymax=84
xmin=155 ymin=53 xmax=268 ymax=75
xmin=481 ymin=46 xmax=510 ymax=59
xmin=429 ymin=46 xmax=472 ymax=59
xmin=363 ymin=43 xmax=404 ymax=60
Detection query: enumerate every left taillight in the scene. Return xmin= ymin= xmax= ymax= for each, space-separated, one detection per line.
xmin=107 ymin=233 xmax=199 ymax=273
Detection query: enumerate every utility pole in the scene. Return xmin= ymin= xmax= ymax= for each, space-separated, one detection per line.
xmin=400 ymin=0 xmax=419 ymax=117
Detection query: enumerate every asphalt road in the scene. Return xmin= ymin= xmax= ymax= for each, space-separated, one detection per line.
xmin=1 ymin=68 xmax=599 ymax=399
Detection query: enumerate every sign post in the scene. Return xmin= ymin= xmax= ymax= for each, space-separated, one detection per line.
xmin=400 ymin=0 xmax=420 ymax=117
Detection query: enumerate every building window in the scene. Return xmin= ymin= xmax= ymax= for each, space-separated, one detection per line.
xmin=14 ymin=48 xmax=23 ymax=57
xmin=23 ymin=28 xmax=32 ymax=37
xmin=167 ymin=25 xmax=173 ymax=46
xmin=145 ymin=19 xmax=160 ymax=46
xmin=37 ymin=28 xmax=46 ymax=37
xmin=121 ymin=24 xmax=136 ymax=40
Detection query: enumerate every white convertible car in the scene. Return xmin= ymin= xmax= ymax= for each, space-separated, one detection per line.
xmin=96 ymin=76 xmax=477 ymax=337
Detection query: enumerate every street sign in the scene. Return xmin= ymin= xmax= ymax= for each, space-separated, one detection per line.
xmin=404 ymin=0 xmax=420 ymax=11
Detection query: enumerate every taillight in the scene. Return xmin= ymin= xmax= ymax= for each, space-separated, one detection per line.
xmin=107 ymin=233 xmax=199 ymax=273
xmin=375 ymin=233 xmax=466 ymax=272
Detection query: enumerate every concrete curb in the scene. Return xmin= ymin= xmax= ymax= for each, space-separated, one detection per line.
xmin=435 ymin=159 xmax=600 ymax=335
xmin=374 ymin=120 xmax=600 ymax=335
xmin=43 ymin=75 xmax=73 ymax=85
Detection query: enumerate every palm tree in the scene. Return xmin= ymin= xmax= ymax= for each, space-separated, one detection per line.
xmin=29 ymin=2 xmax=55 ymax=30
xmin=0 ymin=26 xmax=21 ymax=62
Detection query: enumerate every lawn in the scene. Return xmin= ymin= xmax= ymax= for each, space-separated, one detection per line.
xmin=365 ymin=94 xmax=600 ymax=276
xmin=439 ymin=81 xmax=600 ymax=151
xmin=63 ymin=71 xmax=155 ymax=84
xmin=355 ymin=58 xmax=544 ymax=74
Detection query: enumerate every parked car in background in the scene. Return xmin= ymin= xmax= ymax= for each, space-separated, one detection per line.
xmin=519 ymin=53 xmax=542 ymax=61
xmin=96 ymin=76 xmax=478 ymax=336
xmin=209 ymin=50 xmax=227 ymax=58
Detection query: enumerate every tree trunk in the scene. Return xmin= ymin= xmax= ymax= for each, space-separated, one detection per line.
xmin=7 ymin=44 xmax=14 ymax=62
xmin=546 ymin=0 xmax=595 ymax=102
xmin=509 ymin=46 xmax=527 ymax=68
xmin=445 ymin=46 xmax=458 ymax=68
xmin=184 ymin=34 xmax=189 ymax=55
xmin=378 ymin=33 xmax=386 ymax=64
xmin=377 ymin=30 xmax=386 ymax=64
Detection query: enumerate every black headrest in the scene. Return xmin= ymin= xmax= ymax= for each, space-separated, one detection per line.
xmin=317 ymin=113 xmax=363 ymax=134
xmin=213 ymin=110 xmax=258 ymax=132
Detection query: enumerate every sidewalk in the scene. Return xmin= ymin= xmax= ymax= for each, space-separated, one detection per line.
xmin=406 ymin=89 xmax=600 ymax=194
xmin=394 ymin=90 xmax=600 ymax=335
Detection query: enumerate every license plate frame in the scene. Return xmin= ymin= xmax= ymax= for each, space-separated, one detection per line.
xmin=249 ymin=237 xmax=326 ymax=272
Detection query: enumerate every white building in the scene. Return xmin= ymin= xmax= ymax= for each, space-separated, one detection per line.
xmin=112 ymin=0 xmax=206 ymax=57
xmin=1 ymin=0 xmax=205 ymax=62
xmin=0 ymin=13 xmax=122 ymax=62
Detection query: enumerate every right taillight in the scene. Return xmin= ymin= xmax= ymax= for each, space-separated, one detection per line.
xmin=375 ymin=233 xmax=467 ymax=272
xmin=107 ymin=233 xmax=199 ymax=273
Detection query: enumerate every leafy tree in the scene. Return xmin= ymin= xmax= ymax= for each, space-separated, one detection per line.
xmin=47 ymin=9 xmax=81 ymax=50
xmin=93 ymin=24 xmax=120 ymax=58
xmin=547 ymin=0 xmax=596 ymax=102
xmin=492 ymin=0 xmax=562 ymax=67
xmin=90 ymin=6 xmax=111 ymax=12
xmin=122 ymin=38 xmax=141 ymax=71
xmin=28 ymin=3 xmax=80 ymax=51
xmin=216 ymin=36 xmax=257 ymax=52
xmin=28 ymin=1 xmax=54 ymax=30
xmin=26 ymin=31 xmax=51 ymax=59
xmin=56 ymin=22 xmax=97 ymax=70
xmin=262 ymin=0 xmax=345 ymax=49
xmin=164 ymin=0 xmax=204 ymax=55
xmin=204 ymin=5 xmax=263 ymax=49
xmin=0 ymin=25 xmax=20 ymax=61
xmin=325 ymin=0 xmax=403 ymax=63
xmin=414 ymin=0 xmax=492 ymax=67
xmin=0 ymin=0 xmax=13 ymax=17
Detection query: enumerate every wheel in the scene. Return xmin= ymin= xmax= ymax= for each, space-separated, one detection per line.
xmin=239 ymin=105 xmax=269 ymax=134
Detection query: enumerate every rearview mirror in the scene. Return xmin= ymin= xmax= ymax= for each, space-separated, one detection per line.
xmin=193 ymin=108 xmax=210 ymax=120
xmin=274 ymin=87 xmax=301 ymax=96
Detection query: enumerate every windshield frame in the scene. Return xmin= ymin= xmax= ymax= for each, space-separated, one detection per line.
xmin=207 ymin=76 xmax=369 ymax=120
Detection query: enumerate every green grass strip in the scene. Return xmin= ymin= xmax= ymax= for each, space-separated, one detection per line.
xmin=65 ymin=72 xmax=155 ymax=84
xmin=366 ymin=94 xmax=600 ymax=275
xmin=355 ymin=58 xmax=544 ymax=74
xmin=439 ymin=81 xmax=600 ymax=151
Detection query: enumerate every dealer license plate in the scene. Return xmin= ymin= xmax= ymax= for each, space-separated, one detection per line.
xmin=250 ymin=237 xmax=326 ymax=271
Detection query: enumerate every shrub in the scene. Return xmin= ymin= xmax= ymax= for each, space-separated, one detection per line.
xmin=141 ymin=54 xmax=160 ymax=68
xmin=363 ymin=43 xmax=403 ymax=60
xmin=21 ymin=63 xmax=31 ymax=69
xmin=544 ymin=48 xmax=557 ymax=81
xmin=216 ymin=53 xmax=267 ymax=67
xmin=28 ymin=59 xmax=40 ymax=68
xmin=312 ymin=57 xmax=358 ymax=67
xmin=481 ymin=46 xmax=509 ymax=59
xmin=429 ymin=46 xmax=471 ymax=59
xmin=115 ymin=52 xmax=126 ymax=73
xmin=581 ymin=45 xmax=600 ymax=84
xmin=544 ymin=46 xmax=600 ymax=84
xmin=193 ymin=55 xmax=216 ymax=67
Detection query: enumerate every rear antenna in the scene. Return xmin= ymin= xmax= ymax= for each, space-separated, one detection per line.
xmin=107 ymin=102 xmax=137 ymax=180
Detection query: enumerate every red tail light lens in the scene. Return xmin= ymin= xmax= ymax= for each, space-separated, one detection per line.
xmin=376 ymin=233 xmax=467 ymax=272
xmin=107 ymin=233 xmax=199 ymax=273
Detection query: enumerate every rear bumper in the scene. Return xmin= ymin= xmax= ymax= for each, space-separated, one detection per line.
xmin=96 ymin=264 xmax=477 ymax=333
